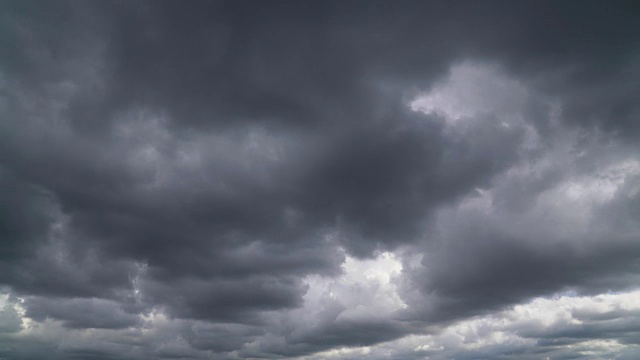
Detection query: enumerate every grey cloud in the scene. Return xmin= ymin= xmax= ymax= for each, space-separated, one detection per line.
xmin=413 ymin=231 xmax=640 ymax=321
xmin=141 ymin=275 xmax=307 ymax=322
xmin=290 ymin=318 xmax=409 ymax=350
xmin=404 ymin=174 xmax=640 ymax=326
xmin=24 ymin=297 xmax=140 ymax=329
xmin=1 ymin=0 xmax=639 ymax=359
xmin=0 ymin=304 xmax=22 ymax=334
xmin=519 ymin=309 xmax=640 ymax=345
xmin=0 ymin=166 xmax=54 ymax=263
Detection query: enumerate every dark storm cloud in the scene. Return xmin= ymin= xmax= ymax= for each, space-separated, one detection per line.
xmin=1 ymin=0 xmax=639 ymax=359
xmin=397 ymin=114 xmax=640 ymax=325
xmin=141 ymin=275 xmax=307 ymax=321
xmin=291 ymin=319 xmax=409 ymax=350
xmin=24 ymin=297 xmax=140 ymax=329
xmin=0 ymin=166 xmax=54 ymax=263
xmin=412 ymin=230 xmax=640 ymax=322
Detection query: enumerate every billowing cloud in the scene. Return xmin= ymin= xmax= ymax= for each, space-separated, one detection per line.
xmin=1 ymin=1 xmax=639 ymax=359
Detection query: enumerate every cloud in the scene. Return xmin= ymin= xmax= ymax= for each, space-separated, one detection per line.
xmin=395 ymin=61 xmax=640 ymax=325
xmin=285 ymin=290 xmax=640 ymax=360
xmin=23 ymin=297 xmax=140 ymax=330
xmin=0 ymin=0 xmax=639 ymax=359
xmin=0 ymin=293 xmax=23 ymax=334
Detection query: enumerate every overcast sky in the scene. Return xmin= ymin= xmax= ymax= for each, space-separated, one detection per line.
xmin=1 ymin=1 xmax=639 ymax=359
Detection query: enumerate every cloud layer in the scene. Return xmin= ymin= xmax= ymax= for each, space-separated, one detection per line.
xmin=1 ymin=1 xmax=639 ymax=359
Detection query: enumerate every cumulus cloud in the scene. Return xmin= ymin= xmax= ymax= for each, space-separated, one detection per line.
xmin=1 ymin=0 xmax=639 ymax=359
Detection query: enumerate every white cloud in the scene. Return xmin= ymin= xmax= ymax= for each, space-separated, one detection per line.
xmin=410 ymin=62 xmax=529 ymax=124
xmin=290 ymin=289 xmax=640 ymax=360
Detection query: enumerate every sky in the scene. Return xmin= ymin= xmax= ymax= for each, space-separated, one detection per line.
xmin=1 ymin=1 xmax=639 ymax=359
